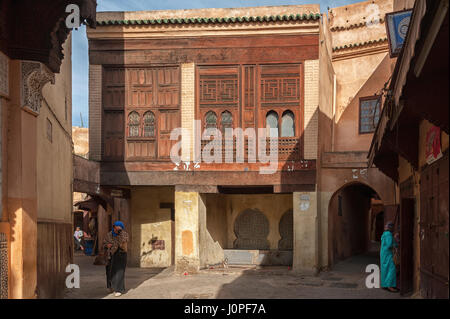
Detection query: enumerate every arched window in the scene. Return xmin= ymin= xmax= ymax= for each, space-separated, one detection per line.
xmin=221 ymin=111 xmax=233 ymax=134
xmin=266 ymin=111 xmax=279 ymax=138
xmin=281 ymin=110 xmax=295 ymax=137
xmin=143 ymin=111 xmax=155 ymax=137
xmin=205 ymin=111 xmax=217 ymax=131
xmin=128 ymin=111 xmax=140 ymax=137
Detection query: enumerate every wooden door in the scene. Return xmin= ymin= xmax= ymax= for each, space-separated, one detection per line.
xmin=103 ymin=110 xmax=124 ymax=161
xmin=400 ymin=198 xmax=414 ymax=295
xmin=420 ymin=154 xmax=449 ymax=298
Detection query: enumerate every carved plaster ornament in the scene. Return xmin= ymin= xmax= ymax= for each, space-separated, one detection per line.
xmin=21 ymin=61 xmax=55 ymax=115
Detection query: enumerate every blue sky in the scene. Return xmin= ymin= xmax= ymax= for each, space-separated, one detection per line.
xmin=72 ymin=0 xmax=364 ymax=127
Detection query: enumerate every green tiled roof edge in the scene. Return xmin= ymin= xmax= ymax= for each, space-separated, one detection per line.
xmin=330 ymin=18 xmax=385 ymax=31
xmin=97 ymin=13 xmax=321 ymax=26
xmin=332 ymin=37 xmax=388 ymax=52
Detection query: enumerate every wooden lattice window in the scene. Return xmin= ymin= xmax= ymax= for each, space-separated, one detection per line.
xmin=266 ymin=111 xmax=279 ymax=137
xmin=143 ymin=111 xmax=155 ymax=137
xmin=359 ymin=96 xmax=381 ymax=134
xmin=220 ymin=111 xmax=233 ymax=134
xmin=205 ymin=111 xmax=217 ymax=131
xmin=128 ymin=111 xmax=140 ymax=137
xmin=281 ymin=110 xmax=295 ymax=137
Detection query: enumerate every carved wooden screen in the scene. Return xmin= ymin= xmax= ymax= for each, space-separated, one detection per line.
xmin=196 ymin=64 xmax=303 ymax=162
xmin=125 ymin=67 xmax=180 ymax=160
xmin=198 ymin=66 xmax=239 ymax=134
xmin=259 ymin=64 xmax=303 ymax=160
xmin=103 ymin=67 xmax=125 ymax=161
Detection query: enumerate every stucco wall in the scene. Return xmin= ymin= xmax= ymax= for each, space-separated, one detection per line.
xmin=37 ymin=36 xmax=73 ymax=224
xmin=203 ymin=194 xmax=228 ymax=249
xmin=72 ymin=127 xmax=89 ymax=158
xmin=131 ymin=186 xmax=174 ymax=267
xmin=225 ymin=194 xmax=293 ymax=250
xmin=34 ymin=36 xmax=74 ymax=298
xmin=318 ymin=13 xmax=335 ymax=156
xmin=333 ymin=54 xmax=392 ymax=151
xmin=199 ymin=194 xmax=224 ymax=267
xmin=329 ymin=0 xmax=393 ymax=49
xmin=200 ymin=193 xmax=293 ymax=251
xmin=329 ymin=0 xmax=395 ymax=152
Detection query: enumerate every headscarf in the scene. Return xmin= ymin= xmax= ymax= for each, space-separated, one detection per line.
xmin=385 ymin=221 xmax=394 ymax=231
xmin=112 ymin=221 xmax=125 ymax=237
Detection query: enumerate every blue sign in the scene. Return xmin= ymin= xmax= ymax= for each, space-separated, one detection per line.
xmin=386 ymin=10 xmax=413 ymax=57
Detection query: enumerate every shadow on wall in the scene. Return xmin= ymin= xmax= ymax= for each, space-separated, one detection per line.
xmin=130 ymin=186 xmax=174 ymax=268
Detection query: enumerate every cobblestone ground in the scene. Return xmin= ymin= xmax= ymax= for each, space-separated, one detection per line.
xmin=65 ymin=251 xmax=406 ymax=299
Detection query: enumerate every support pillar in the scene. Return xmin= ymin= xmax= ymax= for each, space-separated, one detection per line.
xmin=293 ymin=191 xmax=319 ymax=274
xmin=97 ymin=204 xmax=108 ymax=255
xmin=174 ymin=191 xmax=200 ymax=273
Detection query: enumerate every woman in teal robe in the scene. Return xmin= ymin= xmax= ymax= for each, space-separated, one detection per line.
xmin=380 ymin=222 xmax=399 ymax=292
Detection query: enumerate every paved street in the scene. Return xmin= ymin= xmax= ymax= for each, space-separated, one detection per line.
xmin=65 ymin=251 xmax=405 ymax=299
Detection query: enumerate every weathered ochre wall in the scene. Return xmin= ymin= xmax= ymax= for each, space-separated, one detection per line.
xmin=225 ymin=194 xmax=293 ymax=250
xmin=38 ymin=36 xmax=73 ymax=224
xmin=318 ymin=14 xmax=335 ymax=155
xmin=131 ymin=186 xmax=174 ymax=267
xmin=329 ymin=0 xmax=394 ymax=151
xmin=329 ymin=0 xmax=393 ymax=50
xmin=199 ymin=194 xmax=224 ymax=267
xmin=202 ymin=194 xmax=228 ymax=249
xmin=72 ymin=127 xmax=89 ymax=158
xmin=317 ymin=0 xmax=399 ymax=270
xmin=36 ymin=36 xmax=73 ymax=298
xmin=293 ymin=191 xmax=318 ymax=273
xmin=333 ymin=54 xmax=393 ymax=151
xmin=200 ymin=193 xmax=293 ymax=251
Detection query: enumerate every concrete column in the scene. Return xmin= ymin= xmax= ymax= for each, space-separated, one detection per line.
xmin=174 ymin=191 xmax=200 ymax=273
xmin=293 ymin=191 xmax=319 ymax=274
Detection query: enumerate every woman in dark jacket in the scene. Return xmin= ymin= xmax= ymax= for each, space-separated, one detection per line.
xmin=103 ymin=221 xmax=128 ymax=297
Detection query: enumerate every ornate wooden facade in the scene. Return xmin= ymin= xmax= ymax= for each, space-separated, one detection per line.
xmin=90 ymin=31 xmax=319 ymax=188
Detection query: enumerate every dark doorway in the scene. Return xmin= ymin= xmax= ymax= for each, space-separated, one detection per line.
xmin=328 ymin=183 xmax=381 ymax=267
xmin=375 ymin=211 xmax=385 ymax=242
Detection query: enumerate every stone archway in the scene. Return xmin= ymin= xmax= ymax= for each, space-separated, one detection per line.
xmin=233 ymin=209 xmax=270 ymax=250
xmin=328 ymin=182 xmax=383 ymax=267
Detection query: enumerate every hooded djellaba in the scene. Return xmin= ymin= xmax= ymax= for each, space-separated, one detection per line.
xmin=103 ymin=220 xmax=128 ymax=297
